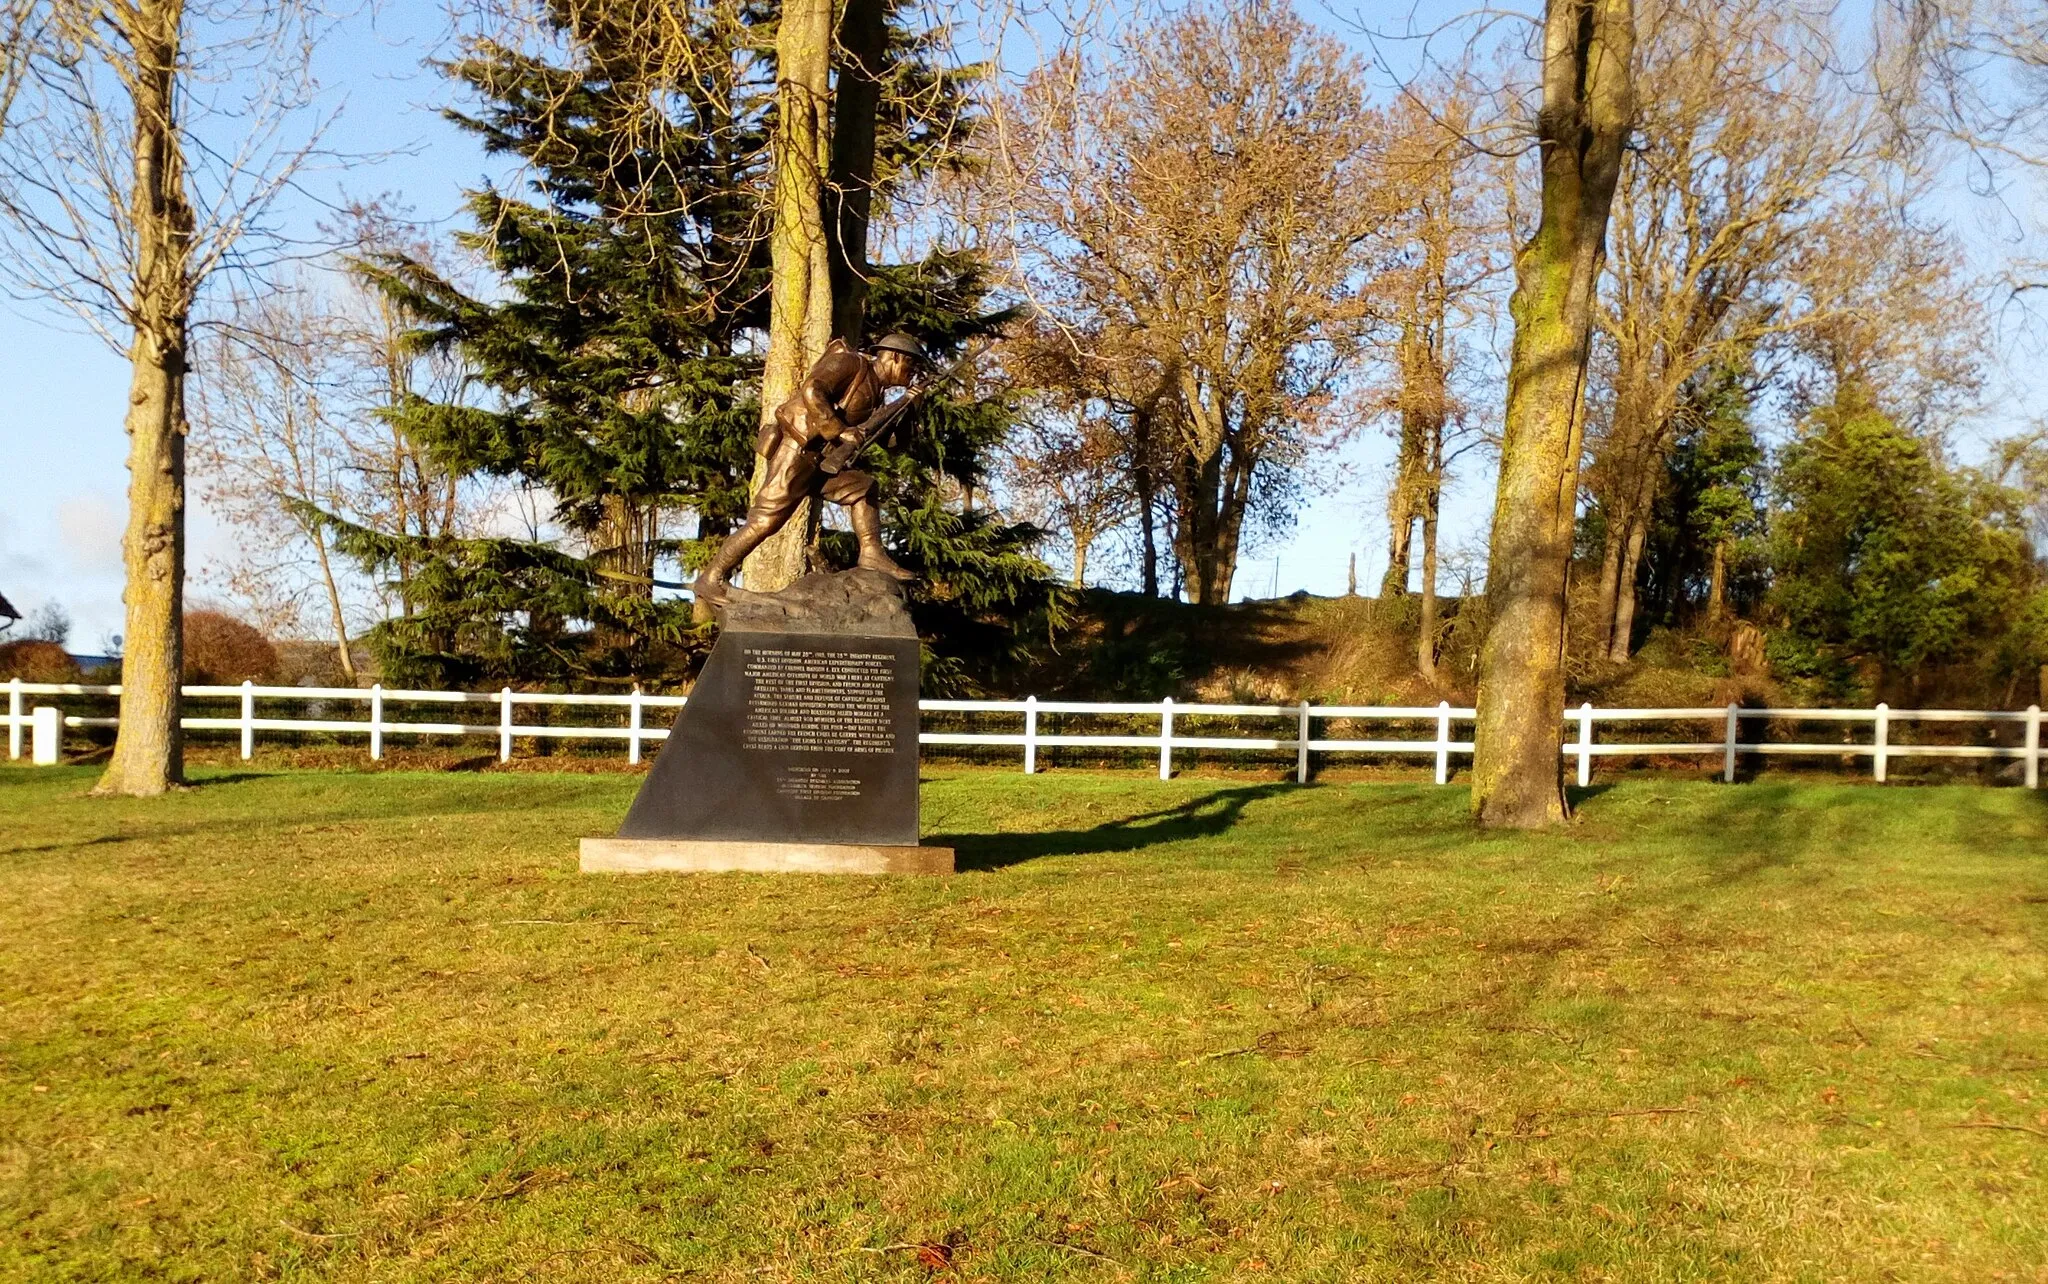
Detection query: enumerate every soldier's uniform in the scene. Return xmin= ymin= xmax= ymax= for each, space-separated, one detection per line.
xmin=693 ymin=335 xmax=920 ymax=606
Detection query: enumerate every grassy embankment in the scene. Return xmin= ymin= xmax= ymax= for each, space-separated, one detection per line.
xmin=2 ymin=766 xmax=2044 ymax=1281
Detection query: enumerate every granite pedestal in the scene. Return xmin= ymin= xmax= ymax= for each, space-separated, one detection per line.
xmin=581 ymin=569 xmax=952 ymax=875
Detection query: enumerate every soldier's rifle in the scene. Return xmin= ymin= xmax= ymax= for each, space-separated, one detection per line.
xmin=588 ymin=342 xmax=989 ymax=593
xmin=816 ymin=341 xmax=987 ymax=476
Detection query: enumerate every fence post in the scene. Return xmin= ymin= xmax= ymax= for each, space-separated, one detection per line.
xmin=1723 ymin=703 xmax=1739 ymax=783
xmin=1023 ymin=695 xmax=1038 ymax=775
xmin=30 ymin=705 xmax=59 ymax=765
xmin=499 ymin=687 xmax=514 ymax=763
xmin=1872 ymin=703 xmax=1889 ymax=783
xmin=1159 ymin=697 xmax=1174 ymax=781
xmin=1296 ymin=700 xmax=1312 ymax=784
xmin=1435 ymin=701 xmax=1451 ymax=785
xmin=369 ymin=684 xmax=384 ymax=761
xmin=2026 ymin=705 xmax=2040 ymax=790
xmin=1575 ymin=702 xmax=1594 ymax=788
xmin=8 ymin=676 xmax=20 ymax=760
xmin=628 ymin=687 xmax=643 ymax=766
xmin=239 ymin=680 xmax=255 ymax=760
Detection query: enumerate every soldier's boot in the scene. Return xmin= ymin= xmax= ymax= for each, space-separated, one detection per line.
xmin=850 ymin=497 xmax=915 ymax=582
xmin=690 ymin=522 xmax=773 ymax=622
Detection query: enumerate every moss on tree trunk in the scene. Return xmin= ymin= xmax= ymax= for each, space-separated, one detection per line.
xmin=744 ymin=0 xmax=837 ymax=593
xmin=1470 ymin=0 xmax=1634 ymax=828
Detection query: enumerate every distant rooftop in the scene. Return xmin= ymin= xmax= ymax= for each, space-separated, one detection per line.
xmin=0 ymin=589 xmax=17 ymax=623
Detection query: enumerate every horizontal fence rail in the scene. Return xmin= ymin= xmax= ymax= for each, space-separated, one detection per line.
xmin=4 ymin=678 xmax=2041 ymax=788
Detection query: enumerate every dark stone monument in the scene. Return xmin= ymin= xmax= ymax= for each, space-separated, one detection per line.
xmin=580 ymin=569 xmax=952 ymax=875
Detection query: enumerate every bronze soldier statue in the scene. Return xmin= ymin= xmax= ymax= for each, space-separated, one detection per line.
xmin=693 ymin=332 xmax=926 ymax=612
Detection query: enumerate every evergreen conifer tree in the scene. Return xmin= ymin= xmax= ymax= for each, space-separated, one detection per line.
xmin=324 ymin=0 xmax=1056 ymax=691
xmin=325 ymin=0 xmax=770 ymax=687
xmin=1768 ymin=385 xmax=2036 ymax=697
xmin=855 ymin=252 xmax=1060 ymax=694
xmin=1637 ymin=368 xmax=1767 ymax=630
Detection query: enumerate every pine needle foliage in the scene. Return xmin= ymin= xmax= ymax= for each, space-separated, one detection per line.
xmin=335 ymin=0 xmax=772 ymax=686
xmin=322 ymin=0 xmax=1056 ymax=690
xmin=836 ymin=251 xmax=1065 ymax=696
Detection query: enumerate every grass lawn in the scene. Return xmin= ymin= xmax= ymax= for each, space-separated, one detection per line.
xmin=1 ymin=766 xmax=2044 ymax=1282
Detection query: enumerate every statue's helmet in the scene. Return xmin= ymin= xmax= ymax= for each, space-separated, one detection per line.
xmin=871 ymin=331 xmax=926 ymax=364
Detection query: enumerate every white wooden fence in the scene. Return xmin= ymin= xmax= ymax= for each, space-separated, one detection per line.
xmin=4 ymin=678 xmax=2042 ymax=787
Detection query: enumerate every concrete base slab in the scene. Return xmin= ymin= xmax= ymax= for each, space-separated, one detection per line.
xmin=580 ymin=837 xmax=954 ymax=876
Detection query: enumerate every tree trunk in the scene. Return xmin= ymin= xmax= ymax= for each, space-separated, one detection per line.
xmin=1213 ymin=445 xmax=1254 ymax=603
xmin=1705 ymin=536 xmax=1728 ymax=623
xmin=1417 ymin=483 xmax=1441 ymax=683
xmin=827 ymin=0 xmax=886 ymax=344
xmin=96 ymin=0 xmax=194 ymax=798
xmin=1383 ymin=512 xmax=1413 ymax=598
xmin=1382 ymin=322 xmax=1429 ymax=597
xmin=1178 ymin=447 xmax=1238 ymax=606
xmin=1135 ymin=478 xmax=1159 ymax=597
xmin=100 ymin=334 xmax=189 ymax=794
xmin=1592 ymin=505 xmax=1626 ymax=656
xmin=1071 ymin=537 xmax=1088 ymax=589
xmin=1605 ymin=509 xmax=1647 ymax=662
xmin=1130 ymin=393 xmax=1160 ymax=598
xmin=1382 ymin=437 xmax=1420 ymax=599
xmin=593 ymin=493 xmax=656 ymax=648
xmin=1470 ymin=0 xmax=1633 ymax=829
xmin=744 ymin=0 xmax=836 ymax=593
xmin=594 ymin=494 xmax=656 ymax=597
xmin=1600 ymin=454 xmax=1660 ymax=660
xmin=311 ymin=528 xmax=355 ymax=681
xmin=1170 ymin=367 xmax=1250 ymax=605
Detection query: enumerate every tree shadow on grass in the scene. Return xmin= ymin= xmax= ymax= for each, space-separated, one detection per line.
xmin=1 ymin=833 xmax=129 ymax=857
xmin=933 ymin=782 xmax=1293 ymax=872
xmin=1644 ymin=779 xmax=1945 ymax=888
xmin=1566 ymin=783 xmax=1617 ymax=808
xmin=185 ymin=772 xmax=276 ymax=789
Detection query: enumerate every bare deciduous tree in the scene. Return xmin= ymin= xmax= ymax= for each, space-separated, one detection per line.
xmin=0 ymin=0 xmax=39 ymax=134
xmin=1586 ymin=0 xmax=1890 ymax=662
xmin=985 ymin=0 xmax=1394 ymax=604
xmin=1371 ymin=85 xmax=1505 ymax=683
xmin=328 ymin=204 xmax=480 ymax=619
xmin=193 ymin=207 xmax=484 ymax=664
xmin=996 ymin=321 xmax=1160 ymax=589
xmin=1875 ymin=1 xmax=2048 ymax=296
xmin=1779 ymin=206 xmax=1986 ymax=431
xmin=0 ymin=0 xmax=334 ymax=794
xmin=191 ymin=282 xmax=361 ymax=676
xmin=1001 ymin=414 xmax=1132 ymax=589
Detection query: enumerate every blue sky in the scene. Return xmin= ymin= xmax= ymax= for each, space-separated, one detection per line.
xmin=0 ymin=0 xmax=2038 ymax=647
